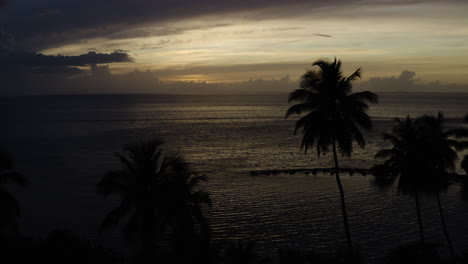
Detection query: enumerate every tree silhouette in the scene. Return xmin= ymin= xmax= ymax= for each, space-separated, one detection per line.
xmin=0 ymin=148 xmax=27 ymax=237
xmin=97 ymin=139 xmax=211 ymax=261
xmin=285 ymin=58 xmax=378 ymax=254
xmin=376 ymin=113 xmax=467 ymax=254
xmin=375 ymin=117 xmax=426 ymax=245
xmin=416 ymin=113 xmax=467 ymax=257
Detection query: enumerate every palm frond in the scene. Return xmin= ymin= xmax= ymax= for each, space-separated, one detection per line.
xmin=97 ymin=170 xmax=129 ymax=196
xmin=444 ymin=128 xmax=468 ymax=138
xmin=99 ymin=200 xmax=132 ymax=233
xmin=375 ymin=149 xmax=398 ymax=159
xmin=294 ymin=110 xmax=322 ymax=134
xmin=312 ymin=59 xmax=330 ymax=70
xmin=346 ymin=68 xmax=361 ymax=82
xmin=288 ymin=88 xmax=314 ymax=102
xmin=347 ymin=110 xmax=373 ymax=130
xmin=348 ymin=121 xmax=366 ymax=149
xmin=188 ymin=174 xmax=207 ymax=189
xmin=285 ymin=102 xmax=318 ymax=118
xmin=114 ymin=152 xmax=136 ymax=173
xmin=299 ymin=71 xmax=321 ymax=91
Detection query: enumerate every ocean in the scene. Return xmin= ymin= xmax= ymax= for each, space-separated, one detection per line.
xmin=1 ymin=93 xmax=468 ymax=262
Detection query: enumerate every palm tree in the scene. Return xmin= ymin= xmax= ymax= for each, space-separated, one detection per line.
xmin=376 ymin=113 xmax=467 ymax=254
xmin=285 ymin=58 xmax=378 ymax=254
xmin=416 ymin=113 xmax=467 ymax=257
xmin=375 ymin=116 xmax=427 ymax=245
xmin=0 ymin=148 xmax=27 ymax=237
xmin=97 ymin=139 xmax=211 ymax=260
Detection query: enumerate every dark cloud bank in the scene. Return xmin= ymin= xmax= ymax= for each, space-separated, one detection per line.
xmin=1 ymin=0 xmax=464 ymax=51
xmin=0 ymin=0 xmax=353 ymax=51
xmin=0 ymin=50 xmax=132 ymax=75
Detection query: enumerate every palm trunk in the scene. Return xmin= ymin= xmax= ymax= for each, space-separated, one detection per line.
xmin=139 ymin=207 xmax=157 ymax=263
xmin=437 ymin=192 xmax=454 ymax=257
xmin=414 ymin=191 xmax=425 ymax=247
xmin=332 ymin=138 xmax=353 ymax=255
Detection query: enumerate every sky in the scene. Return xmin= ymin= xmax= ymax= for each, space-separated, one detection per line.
xmin=1 ymin=0 xmax=468 ymax=94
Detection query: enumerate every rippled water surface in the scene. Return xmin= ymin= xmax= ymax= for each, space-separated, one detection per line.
xmin=1 ymin=93 xmax=468 ymax=262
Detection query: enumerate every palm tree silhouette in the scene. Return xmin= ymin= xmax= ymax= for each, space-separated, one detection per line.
xmin=376 ymin=113 xmax=467 ymax=253
xmin=375 ymin=117 xmax=426 ymax=245
xmin=285 ymin=58 xmax=378 ymax=254
xmin=97 ymin=139 xmax=211 ymax=260
xmin=416 ymin=113 xmax=467 ymax=257
xmin=0 ymin=148 xmax=27 ymax=237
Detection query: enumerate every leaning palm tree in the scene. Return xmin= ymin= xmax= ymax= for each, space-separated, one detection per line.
xmin=97 ymin=139 xmax=211 ymax=260
xmin=0 ymin=148 xmax=27 ymax=237
xmin=285 ymin=58 xmax=378 ymax=254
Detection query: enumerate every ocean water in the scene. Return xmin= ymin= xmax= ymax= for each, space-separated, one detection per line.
xmin=1 ymin=93 xmax=468 ymax=262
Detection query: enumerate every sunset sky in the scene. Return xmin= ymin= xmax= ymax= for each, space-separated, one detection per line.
xmin=1 ymin=0 xmax=468 ymax=94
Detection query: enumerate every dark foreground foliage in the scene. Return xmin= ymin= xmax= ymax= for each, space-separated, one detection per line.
xmin=0 ymin=229 xmax=123 ymax=264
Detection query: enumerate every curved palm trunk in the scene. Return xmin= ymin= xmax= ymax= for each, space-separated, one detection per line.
xmin=437 ymin=192 xmax=454 ymax=257
xmin=414 ymin=191 xmax=425 ymax=247
xmin=332 ymin=139 xmax=353 ymax=255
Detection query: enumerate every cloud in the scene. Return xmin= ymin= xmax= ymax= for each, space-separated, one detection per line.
xmin=0 ymin=50 xmax=132 ymax=76
xmin=1 ymin=0 xmax=465 ymax=52
xmin=313 ymin=34 xmax=332 ymax=38
xmin=3 ymin=62 xmax=467 ymax=96
xmin=0 ymin=51 xmax=132 ymax=67
xmin=105 ymin=23 xmax=230 ymax=41
xmin=357 ymin=70 xmax=468 ymax=93
xmin=0 ymin=0 xmax=405 ymax=51
xmin=357 ymin=70 xmax=418 ymax=92
xmin=139 ymin=39 xmax=192 ymax=50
